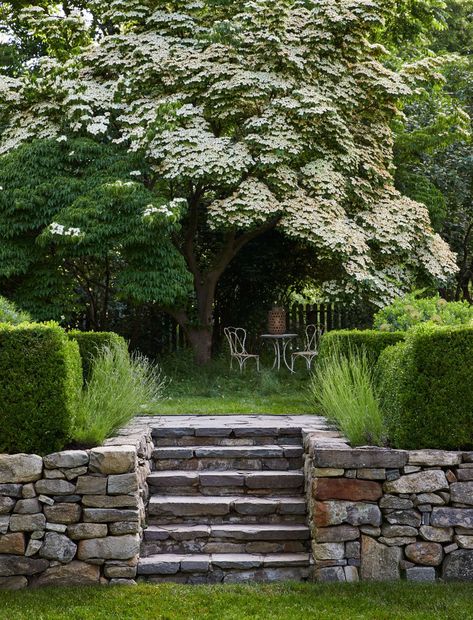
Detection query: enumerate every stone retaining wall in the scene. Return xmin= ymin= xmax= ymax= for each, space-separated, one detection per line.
xmin=0 ymin=421 xmax=152 ymax=590
xmin=304 ymin=435 xmax=473 ymax=582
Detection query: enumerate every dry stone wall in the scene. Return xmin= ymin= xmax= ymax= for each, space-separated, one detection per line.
xmin=0 ymin=421 xmax=152 ymax=590
xmin=304 ymin=436 xmax=473 ymax=582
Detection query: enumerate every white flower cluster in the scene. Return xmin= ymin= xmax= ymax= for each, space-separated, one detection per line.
xmin=49 ymin=222 xmax=81 ymax=237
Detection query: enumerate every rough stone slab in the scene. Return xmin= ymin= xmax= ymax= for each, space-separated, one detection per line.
xmin=0 ymin=533 xmax=25 ymax=555
xmin=0 ymin=455 xmax=43 ymax=484
xmin=39 ymin=532 xmax=77 ymax=563
xmin=405 ymin=542 xmax=443 ymax=566
xmin=152 ymin=428 xmax=195 ymax=438
xmin=89 ymin=446 xmax=136 ymax=474
xmin=245 ymin=472 xmax=303 ymax=489
xmin=149 ymin=496 xmax=231 ymax=517
xmin=379 ymin=495 xmax=413 ymax=510
xmin=357 ymin=469 xmax=386 ymax=480
xmin=233 ymin=427 xmax=279 ymax=438
xmin=0 ymin=555 xmax=49 ymax=577
xmin=384 ymin=471 xmax=448 ymax=494
xmin=315 ymin=501 xmax=381 ymax=527
xmin=68 ymin=523 xmax=108 ymax=540
xmin=13 ymin=498 xmax=41 ymax=515
xmin=381 ymin=525 xmax=418 ymax=538
xmin=313 ymin=468 xmax=345 ymax=478
xmin=415 ymin=493 xmax=445 ymax=506
xmin=43 ymin=451 xmax=89 ymax=469
xmin=146 ymin=525 xmax=209 ymax=542
xmin=44 ymin=503 xmax=81 ymax=524
xmin=315 ymin=525 xmax=359 ymax=543
xmin=35 ymin=479 xmax=76 ymax=496
xmin=195 ymin=428 xmax=232 ymax=437
xmin=199 ymin=472 xmax=245 ymax=487
xmin=211 ymin=553 xmax=263 ymax=569
xmin=83 ymin=508 xmax=140 ymax=523
xmin=315 ymin=566 xmax=345 ymax=582
xmin=9 ymin=513 xmax=46 ymax=532
xmin=313 ymin=543 xmax=345 ymax=560
xmin=450 ymin=482 xmax=473 ymax=505
xmin=138 ymin=555 xmax=183 ymax=575
xmin=443 ymin=549 xmax=473 ymax=581
xmin=431 ymin=508 xmax=473 ymax=528
xmin=82 ymin=495 xmax=137 ymax=509
xmin=78 ymin=534 xmax=140 ymax=561
xmin=0 ymin=497 xmax=16 ymax=514
xmin=360 ymin=535 xmax=401 ymax=581
xmin=455 ymin=536 xmax=473 ymax=549
xmin=148 ymin=472 xmax=199 ymax=487
xmin=0 ymin=484 xmax=22 ymax=498
xmin=109 ymin=522 xmax=140 ymax=536
xmin=313 ymin=478 xmax=382 ymax=502
xmin=406 ymin=567 xmax=436 ymax=582
xmin=153 ymin=448 xmax=194 ymax=460
xmin=75 ymin=476 xmax=107 ymax=495
xmin=108 ymin=473 xmax=139 ymax=495
xmin=34 ymin=561 xmax=100 ymax=587
xmin=313 ymin=448 xmax=407 ymax=469
xmin=210 ymin=524 xmax=309 ymax=541
xmin=408 ymin=450 xmax=461 ymax=467
xmin=385 ymin=510 xmax=421 ymax=528
xmin=263 ymin=553 xmax=310 ymax=567
xmin=194 ymin=446 xmax=283 ymax=458
xmin=0 ymin=576 xmax=28 ymax=590
xmin=420 ymin=526 xmax=453 ymax=543
xmin=181 ymin=555 xmax=210 ymax=572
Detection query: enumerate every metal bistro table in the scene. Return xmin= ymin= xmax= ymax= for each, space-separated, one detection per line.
xmin=260 ymin=333 xmax=298 ymax=372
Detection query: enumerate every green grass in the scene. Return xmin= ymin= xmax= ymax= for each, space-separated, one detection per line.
xmin=1 ymin=582 xmax=473 ymax=619
xmin=152 ymin=352 xmax=310 ymax=414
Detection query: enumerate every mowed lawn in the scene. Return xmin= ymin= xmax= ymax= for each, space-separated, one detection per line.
xmin=2 ymin=582 xmax=473 ymax=620
xmin=152 ymin=353 xmax=311 ymax=414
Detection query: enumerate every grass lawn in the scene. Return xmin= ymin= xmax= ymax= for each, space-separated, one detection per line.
xmin=1 ymin=582 xmax=473 ymax=620
xmin=152 ymin=352 xmax=311 ymax=414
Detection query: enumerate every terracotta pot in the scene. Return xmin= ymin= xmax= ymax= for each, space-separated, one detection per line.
xmin=268 ymin=307 xmax=286 ymax=335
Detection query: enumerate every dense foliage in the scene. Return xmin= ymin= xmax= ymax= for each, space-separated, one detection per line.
xmin=377 ymin=324 xmax=473 ymax=449
xmin=0 ymin=322 xmax=82 ymax=454
xmin=0 ymin=295 xmax=30 ymax=324
xmin=68 ymin=329 xmax=128 ymax=382
xmin=318 ymin=329 xmax=405 ymax=367
xmin=0 ymin=0 xmax=457 ymax=362
xmin=373 ymin=292 xmax=473 ymax=331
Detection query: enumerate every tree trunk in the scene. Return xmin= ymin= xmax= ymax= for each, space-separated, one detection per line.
xmin=186 ymin=326 xmax=213 ymax=365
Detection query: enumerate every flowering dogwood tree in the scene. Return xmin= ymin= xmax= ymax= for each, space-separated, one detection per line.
xmin=0 ymin=0 xmax=457 ymax=362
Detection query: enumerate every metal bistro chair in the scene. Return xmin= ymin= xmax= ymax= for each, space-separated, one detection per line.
xmin=291 ymin=324 xmax=324 ymax=371
xmin=224 ymin=327 xmax=260 ymax=372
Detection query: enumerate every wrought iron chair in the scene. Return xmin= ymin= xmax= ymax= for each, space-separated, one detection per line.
xmin=224 ymin=327 xmax=260 ymax=372
xmin=291 ymin=324 xmax=324 ymax=371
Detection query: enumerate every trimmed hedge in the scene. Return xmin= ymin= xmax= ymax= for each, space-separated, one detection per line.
xmin=0 ymin=322 xmax=82 ymax=454
xmin=68 ymin=330 xmax=127 ymax=383
xmin=377 ymin=324 xmax=473 ymax=450
xmin=318 ymin=329 xmax=405 ymax=366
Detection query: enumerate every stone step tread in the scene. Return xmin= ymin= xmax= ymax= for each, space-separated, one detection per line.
xmin=137 ymin=552 xmax=311 ymax=574
xmin=148 ymin=470 xmax=304 ymax=488
xmin=148 ymin=495 xmax=306 ymax=518
xmin=152 ymin=445 xmax=303 ymax=459
xmin=144 ymin=523 xmax=310 ymax=541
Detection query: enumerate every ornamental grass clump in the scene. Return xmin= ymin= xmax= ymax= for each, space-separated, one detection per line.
xmin=309 ymin=346 xmax=385 ymax=446
xmin=73 ymin=341 xmax=166 ymax=446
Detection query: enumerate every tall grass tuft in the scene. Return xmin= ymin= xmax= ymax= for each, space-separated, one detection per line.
xmin=73 ymin=342 xmax=166 ymax=446
xmin=309 ymin=345 xmax=385 ymax=446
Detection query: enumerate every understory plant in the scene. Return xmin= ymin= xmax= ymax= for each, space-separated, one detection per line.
xmin=310 ymin=346 xmax=385 ymax=446
xmin=73 ymin=342 xmax=166 ymax=446
xmin=0 ymin=296 xmax=31 ymax=325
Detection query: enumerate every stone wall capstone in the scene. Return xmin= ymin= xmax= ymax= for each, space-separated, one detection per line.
xmin=304 ymin=434 xmax=473 ymax=582
xmin=0 ymin=419 xmax=152 ymax=590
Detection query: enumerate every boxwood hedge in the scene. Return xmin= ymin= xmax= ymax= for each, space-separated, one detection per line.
xmin=318 ymin=329 xmax=405 ymax=366
xmin=377 ymin=324 xmax=473 ymax=450
xmin=0 ymin=322 xmax=82 ymax=454
xmin=68 ymin=330 xmax=127 ymax=383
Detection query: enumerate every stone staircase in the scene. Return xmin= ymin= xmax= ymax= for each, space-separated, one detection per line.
xmin=137 ymin=418 xmax=317 ymax=583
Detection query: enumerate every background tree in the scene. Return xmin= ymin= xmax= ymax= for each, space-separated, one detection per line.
xmin=0 ymin=0 xmax=457 ymax=362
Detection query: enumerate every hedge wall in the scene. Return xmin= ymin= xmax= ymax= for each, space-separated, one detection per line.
xmin=318 ymin=329 xmax=405 ymax=366
xmin=377 ymin=324 xmax=473 ymax=450
xmin=0 ymin=322 xmax=82 ymax=454
xmin=68 ymin=330 xmax=127 ymax=383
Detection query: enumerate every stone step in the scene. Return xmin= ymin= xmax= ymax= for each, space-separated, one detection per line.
xmin=152 ymin=425 xmax=308 ymax=448
xmin=142 ymin=523 xmax=310 ymax=555
xmin=147 ymin=470 xmax=305 ymax=496
xmin=152 ymin=445 xmax=303 ymax=471
xmin=147 ymin=495 xmax=307 ymax=525
xmin=137 ymin=552 xmax=311 ymax=583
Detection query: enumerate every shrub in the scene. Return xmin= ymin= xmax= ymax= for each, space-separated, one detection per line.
xmin=318 ymin=329 xmax=405 ymax=367
xmin=0 ymin=322 xmax=82 ymax=454
xmin=68 ymin=330 xmax=127 ymax=383
xmin=377 ymin=324 xmax=473 ymax=449
xmin=309 ymin=344 xmax=384 ymax=446
xmin=73 ymin=342 xmax=166 ymax=446
xmin=0 ymin=296 xmax=31 ymax=325
xmin=373 ymin=292 xmax=473 ymax=332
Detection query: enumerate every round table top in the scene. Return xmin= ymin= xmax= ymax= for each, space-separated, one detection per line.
xmin=260 ymin=333 xmax=298 ymax=339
